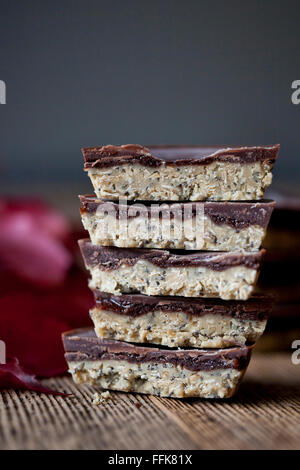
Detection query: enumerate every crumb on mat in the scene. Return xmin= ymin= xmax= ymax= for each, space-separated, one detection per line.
xmin=92 ymin=391 xmax=111 ymax=405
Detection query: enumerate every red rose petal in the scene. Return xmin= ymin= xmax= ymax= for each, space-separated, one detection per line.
xmin=0 ymin=358 xmax=69 ymax=395
xmin=0 ymin=269 xmax=93 ymax=377
xmin=0 ymin=198 xmax=70 ymax=240
xmin=0 ymin=291 xmax=70 ymax=376
xmin=0 ymin=213 xmax=72 ymax=286
xmin=0 ymin=198 xmax=92 ymax=391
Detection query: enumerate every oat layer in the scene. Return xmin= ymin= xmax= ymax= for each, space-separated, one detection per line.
xmin=91 ymin=307 xmax=267 ymax=348
xmin=81 ymin=211 xmax=267 ymax=251
xmin=68 ymin=359 xmax=246 ymax=399
xmin=87 ymin=261 xmax=259 ymax=300
xmin=87 ymin=160 xmax=274 ymax=201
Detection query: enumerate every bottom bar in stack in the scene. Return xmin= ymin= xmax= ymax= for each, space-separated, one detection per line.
xmin=63 ymin=328 xmax=254 ymax=399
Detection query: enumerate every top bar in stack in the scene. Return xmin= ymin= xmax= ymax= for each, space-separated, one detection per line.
xmin=83 ymin=144 xmax=279 ymax=201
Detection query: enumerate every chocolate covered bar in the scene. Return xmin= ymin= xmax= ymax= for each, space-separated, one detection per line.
xmin=63 ymin=328 xmax=253 ymax=399
xmin=90 ymin=291 xmax=272 ymax=348
xmin=79 ymin=240 xmax=265 ymax=300
xmin=82 ymin=144 xmax=279 ymax=201
xmin=80 ymin=195 xmax=275 ymax=252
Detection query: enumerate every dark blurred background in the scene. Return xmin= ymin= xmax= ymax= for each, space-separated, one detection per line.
xmin=0 ymin=0 xmax=300 ymax=197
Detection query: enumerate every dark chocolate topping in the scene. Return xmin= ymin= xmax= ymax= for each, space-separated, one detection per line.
xmin=92 ymin=290 xmax=273 ymax=321
xmin=79 ymin=195 xmax=275 ymax=230
xmin=79 ymin=239 xmax=265 ymax=271
xmin=62 ymin=328 xmax=253 ymax=371
xmin=83 ymin=144 xmax=280 ymax=169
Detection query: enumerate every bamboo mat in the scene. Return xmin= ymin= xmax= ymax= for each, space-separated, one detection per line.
xmin=0 ymin=352 xmax=299 ymax=450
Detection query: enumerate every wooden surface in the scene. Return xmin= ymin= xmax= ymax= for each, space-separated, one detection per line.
xmin=0 ymin=352 xmax=299 ymax=450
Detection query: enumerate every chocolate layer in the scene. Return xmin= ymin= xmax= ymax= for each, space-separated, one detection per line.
xmin=83 ymin=144 xmax=280 ymax=169
xmin=63 ymin=328 xmax=253 ymax=371
xmin=79 ymin=239 xmax=265 ymax=271
xmin=92 ymin=290 xmax=273 ymax=321
xmin=79 ymin=195 xmax=275 ymax=231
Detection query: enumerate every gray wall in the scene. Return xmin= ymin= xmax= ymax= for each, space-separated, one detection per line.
xmin=0 ymin=0 xmax=299 ymax=184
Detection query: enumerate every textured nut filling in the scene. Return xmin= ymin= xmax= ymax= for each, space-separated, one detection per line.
xmin=87 ymin=161 xmax=273 ymax=201
xmin=87 ymin=260 xmax=259 ymax=300
xmin=68 ymin=359 xmax=245 ymax=399
xmin=81 ymin=212 xmax=266 ymax=252
xmin=90 ymin=308 xmax=267 ymax=348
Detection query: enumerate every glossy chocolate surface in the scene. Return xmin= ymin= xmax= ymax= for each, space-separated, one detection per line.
xmin=92 ymin=290 xmax=272 ymax=321
xmin=79 ymin=239 xmax=265 ymax=271
xmin=63 ymin=328 xmax=253 ymax=371
xmin=83 ymin=144 xmax=280 ymax=169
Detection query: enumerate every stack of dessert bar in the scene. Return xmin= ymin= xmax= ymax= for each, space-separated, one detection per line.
xmin=63 ymin=144 xmax=279 ymax=399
